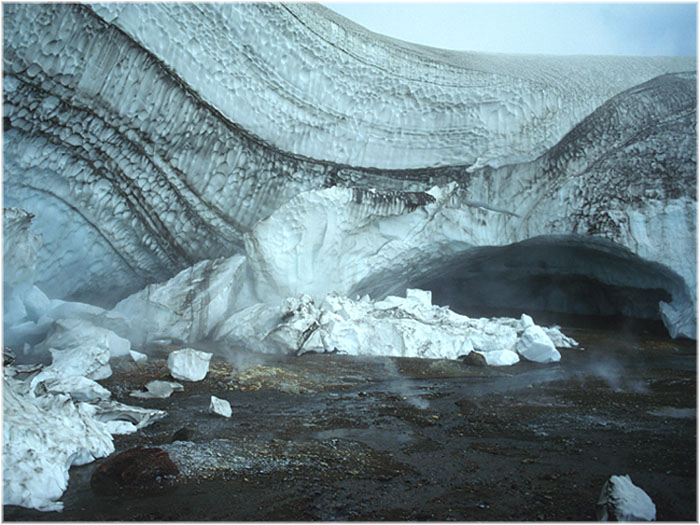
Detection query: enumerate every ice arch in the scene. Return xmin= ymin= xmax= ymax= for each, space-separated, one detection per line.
xmin=3 ymin=3 xmax=696 ymax=339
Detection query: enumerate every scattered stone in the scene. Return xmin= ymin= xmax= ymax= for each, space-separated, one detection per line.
xmin=172 ymin=427 xmax=193 ymax=443
xmin=209 ymin=395 xmax=232 ymax=418
xmin=516 ymin=326 xmax=561 ymax=363
xmin=597 ymin=474 xmax=656 ymax=521
xmin=130 ymin=380 xmax=184 ymax=399
xmin=129 ymin=350 xmax=148 ymax=363
xmin=167 ymin=348 xmax=213 ymax=381
xmin=91 ymin=447 xmax=179 ymax=495
xmin=461 ymin=352 xmax=487 ymax=367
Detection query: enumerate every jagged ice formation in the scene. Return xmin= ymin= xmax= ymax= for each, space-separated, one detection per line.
xmin=3 ymin=3 xmax=696 ymax=336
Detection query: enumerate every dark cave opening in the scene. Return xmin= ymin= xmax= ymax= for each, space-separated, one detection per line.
xmin=410 ymin=235 xmax=687 ymax=338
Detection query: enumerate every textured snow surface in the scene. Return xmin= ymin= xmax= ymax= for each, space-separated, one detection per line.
xmin=88 ymin=3 xmax=693 ymax=171
xmin=597 ymin=475 xmax=657 ymax=521
xmin=3 ymin=4 xmax=696 ymax=317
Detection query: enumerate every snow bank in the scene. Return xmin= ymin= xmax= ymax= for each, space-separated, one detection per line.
xmin=3 ymin=362 xmax=166 ymax=512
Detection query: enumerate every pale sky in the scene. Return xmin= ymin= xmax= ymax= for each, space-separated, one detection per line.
xmin=322 ymin=2 xmax=697 ymax=56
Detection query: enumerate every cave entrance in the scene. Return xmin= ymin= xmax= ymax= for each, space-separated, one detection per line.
xmin=410 ymin=235 xmax=688 ymax=337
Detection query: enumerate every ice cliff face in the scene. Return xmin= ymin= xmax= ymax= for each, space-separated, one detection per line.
xmin=3 ymin=3 xmax=696 ymax=337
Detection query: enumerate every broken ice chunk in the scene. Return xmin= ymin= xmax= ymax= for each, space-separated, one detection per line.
xmin=91 ymin=400 xmax=167 ymax=435
xmin=167 ymin=348 xmax=212 ymax=381
xmin=130 ymin=380 xmax=184 ymax=399
xmin=516 ymin=326 xmax=561 ymax=363
xmin=597 ymin=474 xmax=656 ymax=521
xmin=481 ymin=350 xmax=520 ymax=366
xmin=208 ymin=395 xmax=232 ymax=418
xmin=41 ymin=375 xmax=112 ymax=402
xmin=129 ymin=350 xmax=148 ymax=363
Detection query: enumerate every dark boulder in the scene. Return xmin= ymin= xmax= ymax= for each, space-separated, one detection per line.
xmin=91 ymin=446 xmax=179 ymax=495
xmin=459 ymin=352 xmax=487 ymax=367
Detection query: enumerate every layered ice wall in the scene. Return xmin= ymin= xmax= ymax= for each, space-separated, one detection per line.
xmin=3 ymin=3 xmax=696 ymax=337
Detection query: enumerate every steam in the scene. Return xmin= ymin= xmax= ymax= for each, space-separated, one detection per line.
xmin=380 ymin=357 xmax=430 ymax=410
xmin=570 ymin=355 xmax=649 ymax=393
xmin=218 ymin=342 xmax=267 ymax=373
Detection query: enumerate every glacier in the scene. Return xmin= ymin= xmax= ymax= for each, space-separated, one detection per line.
xmin=1 ymin=1 xmax=697 ymax=513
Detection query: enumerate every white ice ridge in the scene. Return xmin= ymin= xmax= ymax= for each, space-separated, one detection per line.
xmin=88 ymin=3 xmax=693 ymax=171
xmin=218 ymin=290 xmax=571 ymax=363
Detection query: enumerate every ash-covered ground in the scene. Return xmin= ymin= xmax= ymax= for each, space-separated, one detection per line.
xmin=4 ymin=321 xmax=695 ymax=521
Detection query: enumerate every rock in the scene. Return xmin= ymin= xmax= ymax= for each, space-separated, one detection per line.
xmin=209 ymin=395 xmax=232 ymax=418
xmin=171 ymin=427 xmax=193 ymax=443
xmin=516 ymin=326 xmax=561 ymax=363
xmin=597 ymin=474 xmax=656 ymax=521
xmin=130 ymin=380 xmax=184 ymax=399
xmin=167 ymin=348 xmax=213 ymax=381
xmin=461 ymin=352 xmax=487 ymax=367
xmin=91 ymin=447 xmax=179 ymax=495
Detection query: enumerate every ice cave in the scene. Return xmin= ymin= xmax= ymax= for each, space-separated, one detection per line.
xmin=2 ymin=2 xmax=697 ymax=519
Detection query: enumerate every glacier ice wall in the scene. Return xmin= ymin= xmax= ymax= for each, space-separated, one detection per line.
xmin=3 ymin=3 xmax=696 ymax=338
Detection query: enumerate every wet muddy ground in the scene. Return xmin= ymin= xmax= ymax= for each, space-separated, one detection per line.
xmin=4 ymin=323 xmax=696 ymax=521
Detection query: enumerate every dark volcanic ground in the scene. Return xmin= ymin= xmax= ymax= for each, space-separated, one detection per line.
xmin=3 ymin=323 xmax=696 ymax=521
